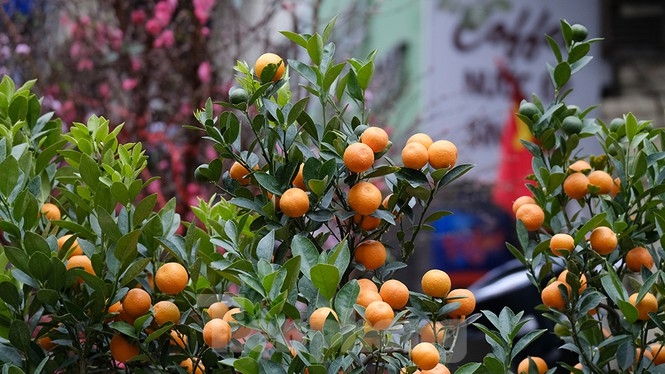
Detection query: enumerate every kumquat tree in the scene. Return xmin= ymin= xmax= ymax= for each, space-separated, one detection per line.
xmin=2 ymin=12 xmax=658 ymax=374
xmin=509 ymin=20 xmax=665 ymax=374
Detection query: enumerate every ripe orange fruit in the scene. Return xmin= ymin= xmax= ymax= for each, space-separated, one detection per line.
xmin=155 ymin=262 xmax=189 ymax=295
xmin=169 ymin=329 xmax=187 ymax=349
xmin=348 ymin=182 xmax=382 ymax=216
xmin=649 ymin=343 xmax=665 ymax=365
xmin=421 ymin=269 xmax=451 ymax=298
xmin=41 ymin=203 xmax=61 ymax=221
xmin=446 ymin=289 xmax=476 ymax=318
xmin=411 ymin=342 xmax=440 ymax=370
xmin=541 ymin=281 xmax=570 ymax=311
xmin=110 ymin=333 xmax=140 ymax=363
xmin=180 ymin=357 xmax=205 ymax=374
xmin=343 ymin=142 xmax=375 ymax=173
xmin=568 ymin=160 xmax=591 ymax=173
xmin=123 ymin=288 xmax=151 ymax=318
xmin=428 ymin=140 xmax=457 ymax=169
xmin=357 ymin=278 xmax=379 ymax=293
xmin=515 ymin=203 xmax=545 ymax=231
xmin=563 ymin=172 xmax=590 ymax=200
xmin=279 ymin=187 xmax=310 ymax=217
xmin=628 ymin=292 xmax=658 ymax=321
xmin=353 ymin=214 xmax=381 ymax=231
xmin=589 ymin=226 xmax=617 ymax=255
xmin=549 ymin=233 xmax=575 ymax=256
xmin=356 ymin=289 xmax=383 ymax=308
xmin=610 ymin=177 xmax=621 ymax=197
xmin=360 ymin=126 xmax=389 ymax=153
xmin=66 ymin=255 xmax=95 ymax=277
xmin=417 ymin=363 xmax=450 ymax=374
xmin=254 ymin=52 xmax=285 ymax=82
xmin=571 ymin=363 xmax=583 ymax=372
xmin=108 ymin=301 xmax=123 ymax=316
xmin=293 ymin=163 xmax=306 ymax=190
xmin=635 ymin=348 xmax=654 ymax=364
xmin=354 ymin=240 xmax=387 ymax=270
xmin=58 ymin=234 xmax=83 ymax=258
xmin=512 ymin=196 xmax=536 ymax=215
xmin=379 ymin=279 xmax=410 ymax=310
xmin=625 ymin=246 xmax=654 ymax=272
xmin=557 ymin=270 xmax=587 ymax=293
xmin=365 ymin=300 xmax=395 ymax=330
xmin=402 ymin=142 xmax=429 ymax=169
xmin=588 ymin=170 xmax=613 ymax=195
xmin=153 ymin=300 xmax=180 ymax=326
xmin=420 ymin=321 xmax=445 ymax=343
xmin=406 ymin=133 xmax=434 ymax=149
xmin=206 ymin=301 xmax=230 ymax=319
xmin=223 ymin=308 xmax=251 ymax=339
xmin=517 ymin=356 xmax=548 ymax=374
xmin=309 ymin=307 xmax=338 ymax=331
xmin=37 ymin=334 xmax=56 ymax=351
xmin=229 ymin=161 xmax=252 ymax=185
xmin=203 ymin=318 xmax=232 ymax=349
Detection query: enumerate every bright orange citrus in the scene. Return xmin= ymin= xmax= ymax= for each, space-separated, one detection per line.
xmin=420 ymin=321 xmax=445 ymax=343
xmin=406 ymin=133 xmax=433 ymax=149
xmin=550 ymin=233 xmax=575 ymax=256
xmin=360 ymin=126 xmax=389 ymax=153
xmin=357 ymin=278 xmax=379 ymax=293
xmin=353 ymin=214 xmax=381 ymax=231
xmin=568 ymin=160 xmax=591 ymax=173
xmin=428 ymin=140 xmax=457 ymax=169
xmin=540 ymin=281 xmax=570 ymax=311
xmin=153 ymin=300 xmax=180 ymax=326
xmin=343 ymin=142 xmax=375 ymax=173
xmin=279 ymin=187 xmax=310 ymax=217
xmin=515 ymin=203 xmax=545 ymax=231
xmin=588 ymin=170 xmax=613 ymax=195
xmin=309 ymin=307 xmax=338 ymax=331
xmin=517 ymin=356 xmax=548 ymax=374
xmin=365 ymin=300 xmax=395 ymax=330
xmin=446 ymin=289 xmax=475 ymax=318
xmin=402 ymin=142 xmax=429 ymax=169
xmin=563 ymin=172 xmax=590 ymax=200
xmin=625 ymin=246 xmax=654 ymax=272
xmin=155 ymin=262 xmax=189 ymax=295
xmin=203 ymin=318 xmax=232 ymax=349
xmin=354 ymin=240 xmax=387 ymax=270
xmin=512 ymin=195 xmax=536 ymax=215
xmin=610 ymin=177 xmax=621 ymax=197
xmin=207 ymin=301 xmax=230 ymax=319
xmin=180 ymin=357 xmax=205 ymax=374
xmin=589 ymin=226 xmax=617 ymax=255
xmin=66 ymin=255 xmax=95 ymax=277
xmin=58 ymin=234 xmax=83 ymax=258
xmin=170 ymin=329 xmax=187 ymax=349
xmin=41 ymin=203 xmax=61 ymax=221
xmin=356 ymin=289 xmax=383 ymax=308
xmin=223 ymin=308 xmax=251 ymax=339
xmin=254 ymin=52 xmax=285 ymax=82
xmin=649 ymin=343 xmax=665 ymax=365
xmin=628 ymin=292 xmax=658 ymax=321
xmin=421 ymin=269 xmax=451 ymax=298
xmin=110 ymin=333 xmax=140 ymax=363
xmin=411 ymin=342 xmax=440 ymax=370
xmin=293 ymin=163 xmax=306 ymax=190
xmin=122 ymin=288 xmax=151 ymax=318
xmin=557 ymin=270 xmax=587 ymax=293
xmin=348 ymin=181 xmax=382 ymax=216
xmin=229 ymin=161 xmax=252 ymax=185
xmin=379 ymin=279 xmax=410 ymax=310
xmin=418 ymin=363 xmax=451 ymax=374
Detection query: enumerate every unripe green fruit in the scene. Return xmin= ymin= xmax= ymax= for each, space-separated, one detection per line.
xmin=562 ymin=116 xmax=583 ymax=134
xmin=518 ymin=102 xmax=540 ymax=120
xmin=194 ymin=164 xmax=211 ymax=182
xmin=571 ymin=24 xmax=588 ymax=42
xmin=228 ymin=86 xmax=249 ymax=104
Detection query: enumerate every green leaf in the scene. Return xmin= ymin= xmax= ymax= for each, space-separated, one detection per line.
xmin=323 ymin=62 xmax=346 ymax=93
xmin=334 ymin=280 xmax=359 ymax=324
xmin=545 ymin=34 xmax=562 ymax=63
xmin=560 ymin=19 xmax=573 ymax=47
xmin=256 ymin=229 xmax=275 ymax=261
xmin=119 ymin=257 xmax=151 ymax=287
xmin=553 ymin=62 xmax=571 ymax=88
xmin=307 ymin=33 xmax=323 ymax=66
xmin=357 ymin=61 xmax=375 ymax=91
xmin=287 ymin=97 xmax=309 ymax=126
xmin=511 ymin=329 xmax=546 ymax=361
xmin=36 ymin=289 xmax=60 ymax=306
xmin=322 ymin=16 xmax=337 ymax=43
xmin=0 ymin=155 xmax=19 ymax=197
xmin=8 ymin=320 xmax=30 ymax=353
xmin=346 ymin=69 xmax=363 ymax=102
xmin=28 ymin=252 xmax=51 ymax=283
xmin=438 ymin=163 xmax=475 ymax=188
xmin=0 ymin=281 xmax=20 ymax=309
xmin=568 ymin=42 xmax=590 ymax=64
xmin=311 ymin=263 xmax=339 ymax=301
xmin=110 ymin=181 xmax=130 ymax=206
xmin=114 ymin=229 xmax=142 ymax=270
xmin=133 ymin=193 xmax=157 ymax=225
xmin=23 ymin=231 xmax=50 ymax=257
xmin=79 ymin=153 xmax=101 ymax=190
xmin=253 ymin=172 xmax=282 ymax=196
xmin=234 ymin=356 xmax=259 ymax=374
xmin=290 ymin=235 xmax=319 ymax=279
xmin=289 ymin=60 xmax=318 ymax=87
xmin=454 ymin=363 xmax=482 ymax=374
xmin=280 ymin=31 xmax=308 ymax=48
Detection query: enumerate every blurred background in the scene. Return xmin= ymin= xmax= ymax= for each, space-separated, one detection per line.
xmin=1 ymin=0 xmax=663 ymax=368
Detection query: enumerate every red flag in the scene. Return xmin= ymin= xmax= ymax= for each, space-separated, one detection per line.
xmin=491 ymin=64 xmax=536 ymax=215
